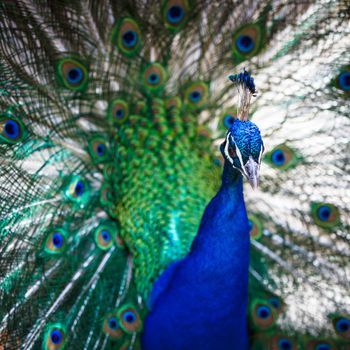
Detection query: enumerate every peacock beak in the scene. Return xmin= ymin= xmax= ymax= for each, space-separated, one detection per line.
xmin=242 ymin=156 xmax=260 ymax=189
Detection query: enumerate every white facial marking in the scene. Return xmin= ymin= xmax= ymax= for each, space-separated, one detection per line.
xmin=258 ymin=144 xmax=264 ymax=165
xmin=232 ymin=136 xmax=248 ymax=177
xmin=224 ymin=133 xmax=234 ymax=164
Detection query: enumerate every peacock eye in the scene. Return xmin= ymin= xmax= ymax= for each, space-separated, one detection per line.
xmin=65 ymin=176 xmax=90 ymax=205
xmin=335 ymin=70 xmax=350 ymax=92
xmin=67 ymin=67 xmax=83 ymax=84
xmin=189 ymin=90 xmax=201 ymax=102
xmin=248 ymin=214 xmax=263 ymax=240
xmin=277 ymin=338 xmax=293 ymax=350
xmin=122 ymin=30 xmax=137 ymax=48
xmin=183 ymin=81 xmax=209 ymax=109
xmin=123 ymin=311 xmax=137 ymax=323
xmin=52 ymin=232 xmax=64 ymax=248
xmin=88 ymin=136 xmax=109 ymax=164
xmin=108 ymin=99 xmax=129 ymax=125
xmin=94 ymin=225 xmax=113 ymax=251
xmin=338 ymin=71 xmax=350 ymax=91
xmin=228 ymin=144 xmax=236 ymax=158
xmin=265 ymin=144 xmax=298 ymax=170
xmin=147 ymin=73 xmax=161 ymax=85
xmin=236 ymin=34 xmax=255 ymax=53
xmin=56 ymin=57 xmax=88 ymax=91
xmin=50 ymin=329 xmax=63 ymax=344
xmin=117 ymin=305 xmax=142 ymax=333
xmin=311 ymin=202 xmax=340 ymax=229
xmin=112 ymin=17 xmax=142 ymax=57
xmin=271 ymin=149 xmax=285 ymax=166
xmin=315 ymin=344 xmax=331 ymax=350
xmin=162 ymin=0 xmax=190 ymax=31
xmin=331 ymin=315 xmax=350 ymax=337
xmin=256 ymin=305 xmax=271 ymax=319
xmin=0 ymin=116 xmax=27 ymax=144
xmin=103 ymin=313 xmax=123 ymax=339
xmin=75 ymin=181 xmax=84 ymax=196
xmin=44 ymin=229 xmax=67 ymax=255
xmin=143 ymin=63 xmax=167 ymax=92
xmin=232 ymin=23 xmax=265 ymax=63
xmin=331 ymin=66 xmax=350 ymax=93
xmin=336 ymin=317 xmax=350 ymax=332
xmin=250 ymin=300 xmax=276 ymax=330
xmin=223 ymin=115 xmax=236 ymax=129
xmin=168 ymin=5 xmax=184 ymax=23
xmin=44 ymin=324 xmax=66 ymax=348
xmin=108 ymin=317 xmax=119 ymax=330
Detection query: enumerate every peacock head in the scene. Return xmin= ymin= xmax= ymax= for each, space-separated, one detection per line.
xmin=221 ymin=119 xmax=264 ymax=188
xmin=220 ymin=69 xmax=264 ymax=188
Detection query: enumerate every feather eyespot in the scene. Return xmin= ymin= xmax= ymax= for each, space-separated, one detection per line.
xmin=232 ymin=23 xmax=265 ymax=63
xmin=117 ymin=305 xmax=142 ymax=333
xmin=265 ymin=145 xmax=298 ymax=170
xmin=108 ymin=317 xmax=119 ymax=330
xmin=183 ymin=82 xmax=209 ymax=109
xmin=108 ymin=99 xmax=129 ymax=125
xmin=0 ymin=116 xmax=26 ymax=144
xmin=44 ymin=229 xmax=68 ymax=255
xmin=277 ymin=338 xmax=293 ymax=350
xmin=94 ymin=223 xmax=115 ymax=251
xmin=331 ymin=315 xmax=350 ymax=338
xmin=236 ymin=35 xmax=254 ymax=53
xmin=224 ymin=115 xmax=236 ymax=128
xmin=315 ymin=344 xmax=332 ymax=350
xmin=305 ymin=340 xmax=335 ymax=350
xmin=271 ymin=149 xmax=285 ymax=166
xmin=168 ymin=5 xmax=184 ymax=23
xmin=218 ymin=110 xmax=237 ymax=134
xmin=269 ymin=335 xmax=298 ymax=350
xmin=103 ymin=313 xmax=123 ymax=339
xmin=43 ymin=323 xmax=66 ymax=350
xmin=67 ymin=67 xmax=83 ymax=84
xmin=74 ymin=181 xmax=84 ymax=196
xmin=332 ymin=67 xmax=350 ymax=93
xmin=50 ymin=329 xmax=63 ymax=345
xmin=335 ymin=317 xmax=350 ymax=335
xmin=99 ymin=185 xmax=119 ymax=220
xmin=123 ymin=311 xmax=137 ymax=323
xmin=56 ymin=57 xmax=88 ymax=91
xmin=248 ymin=215 xmax=263 ymax=240
xmin=142 ymin=63 xmax=167 ymax=93
xmin=257 ymin=305 xmax=271 ymax=319
xmin=162 ymin=0 xmax=190 ymax=31
xmin=88 ymin=136 xmax=109 ymax=163
xmin=338 ymin=71 xmax=350 ymax=91
xmin=331 ymin=66 xmax=350 ymax=94
xmin=311 ymin=202 xmax=340 ymax=229
xmin=250 ymin=300 xmax=276 ymax=330
xmin=112 ymin=17 xmax=142 ymax=57
xmin=64 ymin=176 xmax=90 ymax=205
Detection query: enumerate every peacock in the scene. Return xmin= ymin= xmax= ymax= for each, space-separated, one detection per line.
xmin=0 ymin=0 xmax=349 ymax=349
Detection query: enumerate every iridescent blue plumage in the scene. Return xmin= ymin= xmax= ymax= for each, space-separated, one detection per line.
xmin=142 ymin=71 xmax=264 ymax=349
xmin=0 ymin=2 xmax=349 ymax=349
xmin=142 ymin=169 xmax=251 ymax=349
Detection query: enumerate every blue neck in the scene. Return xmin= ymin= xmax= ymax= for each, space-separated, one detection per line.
xmin=187 ymin=161 xmax=250 ymax=348
xmin=142 ymin=161 xmax=250 ymax=350
xmin=191 ymin=161 xmax=248 ymax=257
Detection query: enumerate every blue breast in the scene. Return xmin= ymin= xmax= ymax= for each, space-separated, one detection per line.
xmin=142 ymin=170 xmax=250 ymax=350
